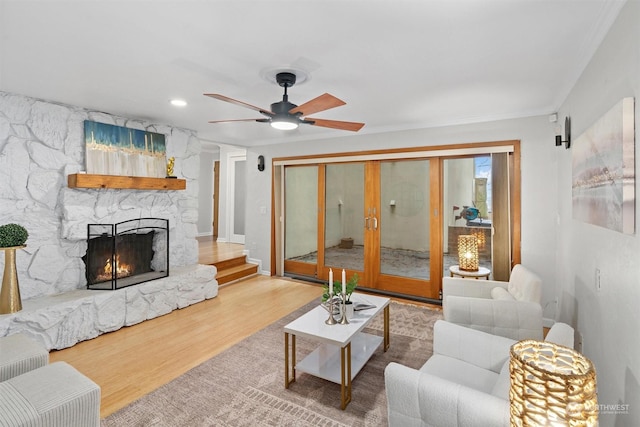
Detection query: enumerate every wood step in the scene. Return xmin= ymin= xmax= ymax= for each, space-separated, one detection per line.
xmin=216 ymin=263 xmax=259 ymax=285
xmin=212 ymin=255 xmax=248 ymax=271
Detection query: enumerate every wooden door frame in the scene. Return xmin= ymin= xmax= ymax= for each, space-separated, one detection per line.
xmin=363 ymin=161 xmax=380 ymax=289
xmin=213 ymin=160 xmax=220 ymax=240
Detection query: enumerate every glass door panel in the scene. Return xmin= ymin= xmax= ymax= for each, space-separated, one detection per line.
xmin=379 ymin=160 xmax=431 ymax=280
xmin=283 ymin=165 xmax=318 ymax=278
xmin=442 ymin=156 xmax=494 ymax=279
xmin=324 ymin=163 xmax=365 ymax=273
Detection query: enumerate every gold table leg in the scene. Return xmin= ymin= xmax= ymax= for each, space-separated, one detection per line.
xmin=384 ymin=304 xmax=390 ymax=351
xmin=340 ymin=342 xmax=352 ymax=410
xmin=284 ymin=332 xmax=296 ymax=388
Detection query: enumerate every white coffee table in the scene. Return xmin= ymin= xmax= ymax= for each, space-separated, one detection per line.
xmin=284 ymin=292 xmax=390 ymax=409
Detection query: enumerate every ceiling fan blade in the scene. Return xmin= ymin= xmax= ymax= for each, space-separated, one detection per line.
xmin=289 ymin=93 xmax=345 ymax=116
xmin=207 ymin=118 xmax=266 ymax=124
xmin=204 ymin=94 xmax=273 ymax=116
xmin=307 ymin=118 xmax=365 ymax=132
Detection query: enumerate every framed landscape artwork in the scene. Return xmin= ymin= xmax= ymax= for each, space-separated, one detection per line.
xmin=84 ymin=121 xmax=167 ymax=178
xmin=572 ymin=97 xmax=635 ymax=235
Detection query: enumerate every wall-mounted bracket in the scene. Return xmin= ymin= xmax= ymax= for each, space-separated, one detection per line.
xmin=555 ymin=116 xmax=571 ymax=149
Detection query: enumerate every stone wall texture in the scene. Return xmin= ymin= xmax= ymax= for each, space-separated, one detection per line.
xmin=0 ymin=265 xmax=218 ymax=350
xmin=0 ymin=91 xmax=201 ymax=300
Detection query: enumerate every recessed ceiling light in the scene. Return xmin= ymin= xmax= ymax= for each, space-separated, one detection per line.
xmin=170 ymin=99 xmax=187 ymax=107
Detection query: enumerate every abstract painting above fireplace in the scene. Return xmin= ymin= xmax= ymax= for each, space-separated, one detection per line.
xmin=84 ymin=120 xmax=167 ymax=178
xmin=84 ymin=218 xmax=169 ymax=290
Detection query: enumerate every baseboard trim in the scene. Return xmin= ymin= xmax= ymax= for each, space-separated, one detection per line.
xmin=246 ymin=256 xmax=262 ymax=274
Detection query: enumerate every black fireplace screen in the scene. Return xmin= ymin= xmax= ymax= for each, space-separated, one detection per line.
xmin=84 ymin=218 xmax=169 ymax=290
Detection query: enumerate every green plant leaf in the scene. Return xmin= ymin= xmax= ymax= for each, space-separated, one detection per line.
xmin=321 ymin=273 xmax=358 ymax=302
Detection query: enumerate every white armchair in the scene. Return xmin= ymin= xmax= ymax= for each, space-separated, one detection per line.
xmin=442 ymin=264 xmax=543 ymax=340
xmin=384 ymin=320 xmax=574 ymax=427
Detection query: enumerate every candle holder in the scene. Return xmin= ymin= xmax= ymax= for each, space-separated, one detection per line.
xmin=339 ymin=292 xmax=350 ymax=325
xmin=325 ymin=296 xmax=338 ymax=325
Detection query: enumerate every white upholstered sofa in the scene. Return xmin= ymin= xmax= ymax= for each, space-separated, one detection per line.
xmin=0 ymin=334 xmax=100 ymax=427
xmin=442 ymin=264 xmax=543 ymax=340
xmin=384 ymin=320 xmax=574 ymax=427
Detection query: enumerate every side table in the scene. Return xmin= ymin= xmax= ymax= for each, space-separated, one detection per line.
xmin=449 ymin=265 xmax=491 ymax=280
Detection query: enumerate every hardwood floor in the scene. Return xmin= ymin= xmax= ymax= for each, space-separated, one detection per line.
xmin=50 ymin=238 xmax=441 ymax=419
xmin=196 ymin=236 xmax=245 ymax=265
xmin=50 ymin=276 xmax=323 ymax=418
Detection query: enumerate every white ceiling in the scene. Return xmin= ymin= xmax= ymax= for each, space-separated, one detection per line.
xmin=0 ymin=0 xmax=626 ymax=148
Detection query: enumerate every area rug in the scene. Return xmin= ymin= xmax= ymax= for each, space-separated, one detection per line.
xmin=101 ymin=300 xmax=443 ymax=427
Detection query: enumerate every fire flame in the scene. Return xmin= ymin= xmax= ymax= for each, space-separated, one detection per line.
xmin=97 ymin=254 xmax=131 ymax=281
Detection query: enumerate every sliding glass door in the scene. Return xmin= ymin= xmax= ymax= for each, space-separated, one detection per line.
xmin=283 ymin=165 xmax=319 ymax=278
xmin=283 ymin=159 xmax=441 ymax=300
xmin=443 ymin=156 xmax=493 ymax=278
xmin=442 ymin=153 xmax=514 ymax=281
xmin=372 ymin=159 xmax=441 ymax=298
xmin=277 ymin=141 xmax=520 ymax=301
xmin=323 ymin=162 xmax=366 ymax=273
xmin=379 ymin=159 xmax=431 ymax=280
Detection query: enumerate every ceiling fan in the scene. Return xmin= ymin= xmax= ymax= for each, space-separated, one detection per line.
xmin=204 ymin=72 xmax=365 ymax=132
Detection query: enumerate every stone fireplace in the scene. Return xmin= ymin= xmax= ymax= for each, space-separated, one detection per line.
xmin=0 ymin=91 xmax=202 ymax=300
xmin=0 ymin=91 xmax=218 ymax=351
xmin=84 ymin=218 xmax=169 ymax=290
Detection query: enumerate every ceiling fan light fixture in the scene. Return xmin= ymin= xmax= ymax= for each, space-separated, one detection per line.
xmin=205 ymin=70 xmax=365 ymax=132
xmin=270 ymin=117 xmax=298 ymax=130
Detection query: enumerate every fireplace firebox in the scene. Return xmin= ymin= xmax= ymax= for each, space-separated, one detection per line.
xmin=84 ymin=218 xmax=169 ymax=290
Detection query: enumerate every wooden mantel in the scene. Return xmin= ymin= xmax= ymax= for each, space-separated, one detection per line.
xmin=68 ymin=174 xmax=186 ymax=190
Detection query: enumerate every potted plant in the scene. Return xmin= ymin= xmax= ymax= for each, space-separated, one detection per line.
xmin=0 ymin=223 xmax=28 ymax=314
xmin=322 ymin=273 xmax=358 ymax=302
xmin=0 ymin=223 xmax=28 ymax=248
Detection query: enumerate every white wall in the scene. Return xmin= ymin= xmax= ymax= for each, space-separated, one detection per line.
xmin=245 ymin=149 xmax=270 ymax=255
xmin=555 ymin=2 xmax=639 ymax=425
xmin=379 ymin=159 xmax=430 ymax=251
xmin=325 ymin=163 xmax=365 ymax=246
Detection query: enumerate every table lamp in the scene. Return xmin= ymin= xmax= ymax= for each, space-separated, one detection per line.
xmin=509 ymin=340 xmax=598 ymax=426
xmin=457 ymin=234 xmax=479 ymax=271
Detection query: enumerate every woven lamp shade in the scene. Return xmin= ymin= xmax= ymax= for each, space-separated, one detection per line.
xmin=457 ymin=235 xmax=479 ymax=271
xmin=471 ymin=228 xmax=487 ymax=251
xmin=509 ymin=340 xmax=598 ymax=426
